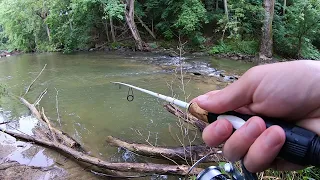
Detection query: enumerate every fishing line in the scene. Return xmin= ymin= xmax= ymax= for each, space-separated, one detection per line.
xmin=127 ymin=87 xmax=134 ymax=102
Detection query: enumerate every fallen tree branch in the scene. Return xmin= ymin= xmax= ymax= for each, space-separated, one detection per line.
xmin=106 ymin=136 xmax=224 ymax=163
xmin=0 ymin=121 xmax=12 ymax=125
xmin=135 ymin=15 xmax=156 ymax=39
xmin=164 ymin=104 xmax=208 ymax=132
xmin=0 ymin=129 xmax=203 ymax=176
xmin=34 ymin=88 xmax=47 ymax=106
xmin=54 ymin=87 xmax=61 ymax=126
xmin=20 ymin=97 xmax=42 ymax=120
xmin=20 ymin=96 xmax=80 ymax=148
xmin=41 ymin=107 xmax=58 ymax=143
xmin=23 ymin=64 xmax=47 ymax=97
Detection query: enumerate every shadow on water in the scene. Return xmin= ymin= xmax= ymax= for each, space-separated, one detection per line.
xmin=0 ymin=51 xmax=254 ymax=179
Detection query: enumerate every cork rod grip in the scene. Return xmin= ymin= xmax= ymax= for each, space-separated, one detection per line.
xmin=188 ymin=103 xmax=209 ymax=123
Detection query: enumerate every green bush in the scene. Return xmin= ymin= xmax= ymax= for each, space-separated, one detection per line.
xmin=191 ymin=32 xmax=206 ymax=49
xmin=273 ymin=0 xmax=320 ymax=59
xmin=301 ymin=43 xmax=320 ymax=60
xmin=209 ymin=39 xmax=259 ymax=55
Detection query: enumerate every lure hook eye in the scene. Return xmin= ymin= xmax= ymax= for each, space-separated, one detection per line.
xmin=127 ymin=95 xmax=134 ymax=102
xmin=127 ymin=87 xmax=134 ymax=102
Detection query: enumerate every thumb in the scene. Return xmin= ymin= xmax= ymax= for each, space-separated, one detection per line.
xmin=194 ymin=69 xmax=261 ymax=113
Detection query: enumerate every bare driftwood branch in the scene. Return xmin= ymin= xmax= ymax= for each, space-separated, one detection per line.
xmin=164 ymin=103 xmax=208 ymax=132
xmin=106 ymin=136 xmax=224 ymax=163
xmin=23 ymin=64 xmax=47 ymax=96
xmin=20 ymin=96 xmax=80 ymax=148
xmin=34 ymin=88 xmax=48 ymax=106
xmin=0 ymin=129 xmax=203 ymax=175
xmin=0 ymin=121 xmax=12 ymax=125
xmin=41 ymin=107 xmax=58 ymax=142
xmin=20 ymin=97 xmax=42 ymax=120
xmin=54 ymin=87 xmax=61 ymax=126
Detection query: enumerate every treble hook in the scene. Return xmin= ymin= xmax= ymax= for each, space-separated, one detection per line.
xmin=127 ymin=87 xmax=134 ymax=102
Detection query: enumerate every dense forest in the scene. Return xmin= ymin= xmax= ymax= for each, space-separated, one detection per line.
xmin=0 ymin=0 xmax=319 ymax=60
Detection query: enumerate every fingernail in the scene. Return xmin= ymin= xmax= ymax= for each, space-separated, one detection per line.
xmin=265 ymin=130 xmax=283 ymax=147
xmin=215 ymin=121 xmax=229 ymax=137
xmin=245 ymin=120 xmax=261 ymax=139
xmin=197 ymin=95 xmax=209 ymax=102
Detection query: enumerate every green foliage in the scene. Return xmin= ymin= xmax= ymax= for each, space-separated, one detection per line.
xmin=0 ymin=25 xmax=7 ymax=49
xmin=0 ymin=0 xmax=319 ymax=60
xmin=301 ymin=43 xmax=320 ymax=60
xmin=191 ymin=32 xmax=206 ymax=48
xmin=47 ymin=0 xmax=104 ymax=53
xmin=109 ymin=42 xmax=122 ymax=50
xmin=263 ymin=167 xmax=320 ymax=180
xmin=175 ymin=0 xmax=207 ymax=33
xmin=274 ymin=0 xmax=320 ymax=59
xmin=0 ymin=0 xmax=104 ymax=52
xmin=299 ymin=167 xmax=320 ymax=180
xmin=101 ymin=0 xmax=124 ymax=20
xmin=210 ymin=39 xmax=259 ymax=55
xmin=0 ymin=0 xmax=41 ymax=51
xmin=215 ymin=0 xmax=264 ymax=40
xmin=145 ymin=0 xmax=208 ymax=42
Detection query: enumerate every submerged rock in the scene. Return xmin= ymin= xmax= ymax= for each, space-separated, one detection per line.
xmin=130 ymin=54 xmax=240 ymax=83
xmin=0 ymin=50 xmax=19 ymax=58
xmin=0 ymin=161 xmax=65 ymax=180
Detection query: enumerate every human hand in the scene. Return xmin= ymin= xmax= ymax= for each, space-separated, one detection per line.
xmin=193 ymin=60 xmax=320 ymax=172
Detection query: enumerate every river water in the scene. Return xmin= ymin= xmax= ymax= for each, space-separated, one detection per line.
xmin=0 ymin=52 xmax=253 ymax=178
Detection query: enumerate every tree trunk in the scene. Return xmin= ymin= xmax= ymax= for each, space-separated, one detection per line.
xmin=136 ymin=15 xmax=156 ymax=39
xmin=223 ymin=0 xmax=229 ymax=20
xmin=45 ymin=23 xmax=51 ymax=42
xmin=125 ymin=0 xmax=145 ymax=51
xmin=259 ymin=0 xmax=275 ymax=62
xmin=110 ymin=17 xmax=116 ymax=42
xmin=69 ymin=21 xmax=73 ymax=31
xmin=104 ymin=21 xmax=110 ymax=42
xmin=298 ymin=36 xmax=303 ymax=58
xmin=283 ymin=0 xmax=286 ymax=15
xmin=42 ymin=1 xmax=51 ymax=42
xmin=151 ymin=19 xmax=154 ymax=35
xmin=216 ymin=0 xmax=219 ymax=10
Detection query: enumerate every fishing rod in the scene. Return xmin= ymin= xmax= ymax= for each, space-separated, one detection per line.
xmin=111 ymin=82 xmax=320 ymax=178
xmin=111 ymin=82 xmax=246 ymax=129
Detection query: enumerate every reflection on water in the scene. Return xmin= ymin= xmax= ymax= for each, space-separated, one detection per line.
xmin=0 ymin=52 xmax=253 ymax=178
xmin=0 ymin=108 xmax=54 ymax=168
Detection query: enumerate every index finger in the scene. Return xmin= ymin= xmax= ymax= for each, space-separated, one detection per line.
xmin=194 ymin=67 xmax=264 ymax=114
